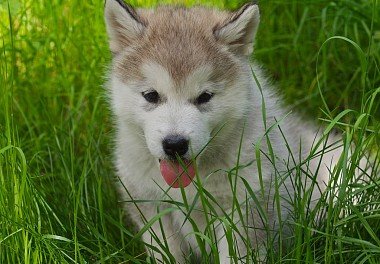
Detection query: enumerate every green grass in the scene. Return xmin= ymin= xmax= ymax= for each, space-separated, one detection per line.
xmin=1 ymin=0 xmax=379 ymax=263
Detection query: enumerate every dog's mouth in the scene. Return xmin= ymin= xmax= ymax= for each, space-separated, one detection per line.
xmin=159 ymin=159 xmax=196 ymax=188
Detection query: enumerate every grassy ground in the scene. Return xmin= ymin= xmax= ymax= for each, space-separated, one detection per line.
xmin=1 ymin=0 xmax=379 ymax=263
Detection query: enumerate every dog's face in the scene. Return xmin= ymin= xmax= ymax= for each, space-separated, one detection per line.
xmin=105 ymin=0 xmax=260 ymax=186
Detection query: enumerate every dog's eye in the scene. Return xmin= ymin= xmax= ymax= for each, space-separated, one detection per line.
xmin=195 ymin=92 xmax=214 ymax=105
xmin=142 ymin=90 xmax=160 ymax=103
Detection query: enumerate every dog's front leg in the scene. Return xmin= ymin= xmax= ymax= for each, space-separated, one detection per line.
xmin=215 ymin=211 xmax=268 ymax=264
xmin=128 ymin=204 xmax=188 ymax=263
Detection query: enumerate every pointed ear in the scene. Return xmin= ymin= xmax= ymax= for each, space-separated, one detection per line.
xmin=104 ymin=0 xmax=146 ymax=54
xmin=213 ymin=3 xmax=260 ymax=56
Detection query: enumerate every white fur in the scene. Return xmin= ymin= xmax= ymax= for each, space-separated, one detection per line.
xmin=108 ymin=62 xmax=344 ymax=263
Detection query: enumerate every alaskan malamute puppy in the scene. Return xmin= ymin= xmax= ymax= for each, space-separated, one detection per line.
xmin=104 ymin=0 xmax=354 ymax=262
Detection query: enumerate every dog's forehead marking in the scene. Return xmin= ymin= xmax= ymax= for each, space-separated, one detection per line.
xmin=183 ymin=64 xmax=213 ymax=90
xmin=142 ymin=62 xmax=173 ymax=91
xmin=115 ymin=6 xmax=238 ymax=85
xmin=141 ymin=62 xmax=213 ymax=95
xmin=142 ymin=8 xmax=223 ymax=83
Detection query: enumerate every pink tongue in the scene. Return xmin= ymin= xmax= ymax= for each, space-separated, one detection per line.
xmin=159 ymin=160 xmax=196 ymax=188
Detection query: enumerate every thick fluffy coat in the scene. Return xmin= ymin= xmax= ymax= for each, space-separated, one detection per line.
xmin=104 ymin=1 xmax=345 ymax=262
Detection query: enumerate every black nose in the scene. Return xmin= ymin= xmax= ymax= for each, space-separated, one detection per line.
xmin=162 ymin=135 xmax=189 ymax=158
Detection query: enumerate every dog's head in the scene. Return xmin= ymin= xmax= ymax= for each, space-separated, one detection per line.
xmin=105 ymin=0 xmax=260 ymax=187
